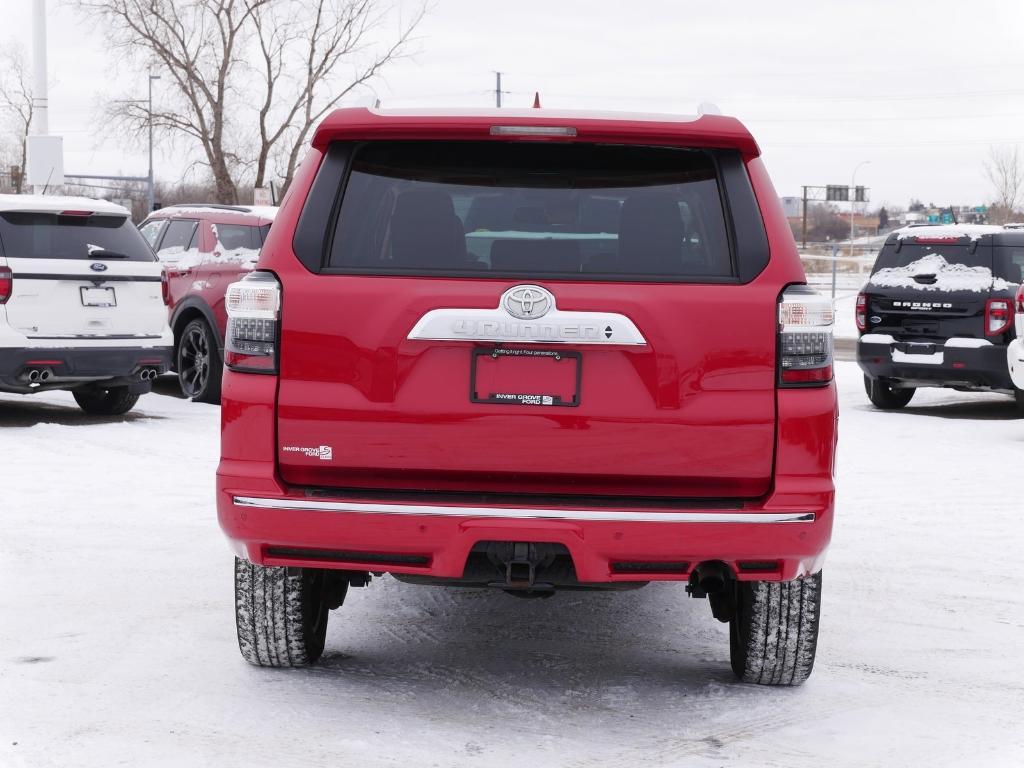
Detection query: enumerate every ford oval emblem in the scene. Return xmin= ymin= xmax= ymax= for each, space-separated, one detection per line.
xmin=90 ymin=262 xmax=108 ymax=272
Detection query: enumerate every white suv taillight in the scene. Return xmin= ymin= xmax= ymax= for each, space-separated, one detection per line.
xmin=778 ymin=285 xmax=834 ymax=387
xmin=985 ymin=298 xmax=1012 ymax=336
xmin=225 ymin=271 xmax=281 ymax=373
xmin=855 ymin=292 xmax=867 ymax=332
xmin=1015 ymin=285 xmax=1024 ymax=336
xmin=0 ymin=267 xmax=11 ymax=304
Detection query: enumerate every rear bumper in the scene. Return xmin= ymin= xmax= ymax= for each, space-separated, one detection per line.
xmin=857 ymin=333 xmax=1013 ymax=390
xmin=218 ymin=475 xmax=833 ymax=583
xmin=0 ymin=345 xmax=173 ymax=393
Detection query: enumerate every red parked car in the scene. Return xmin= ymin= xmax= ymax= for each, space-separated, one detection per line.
xmin=218 ymin=108 xmax=838 ymax=685
xmin=139 ymin=204 xmax=276 ymax=402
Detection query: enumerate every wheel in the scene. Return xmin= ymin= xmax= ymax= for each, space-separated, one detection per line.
xmin=177 ymin=318 xmax=222 ymax=404
xmin=234 ymin=558 xmax=335 ymax=667
xmin=729 ymin=571 xmax=822 ymax=686
xmin=864 ymin=375 xmax=915 ymax=409
xmin=72 ymin=386 xmax=140 ymax=415
xmin=1014 ymin=388 xmax=1024 ymax=414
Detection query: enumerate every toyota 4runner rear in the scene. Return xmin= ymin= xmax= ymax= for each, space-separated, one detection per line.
xmin=217 ymin=108 xmax=838 ymax=685
xmin=857 ymin=224 xmax=1024 ymax=411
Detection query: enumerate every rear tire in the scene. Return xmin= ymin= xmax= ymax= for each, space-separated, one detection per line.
xmin=1014 ymin=388 xmax=1024 ymax=414
xmin=234 ymin=558 xmax=332 ymax=667
xmin=177 ymin=318 xmax=222 ymax=404
xmin=864 ymin=375 xmax=915 ymax=409
xmin=729 ymin=572 xmax=822 ymax=686
xmin=72 ymin=386 xmax=140 ymax=415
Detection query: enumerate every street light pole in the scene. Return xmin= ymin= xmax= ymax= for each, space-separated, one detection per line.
xmin=851 ymin=160 xmax=870 ymax=259
xmin=147 ymin=73 xmax=161 ymax=213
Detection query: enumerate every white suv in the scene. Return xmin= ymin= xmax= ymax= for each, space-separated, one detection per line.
xmin=0 ymin=195 xmax=173 ymax=414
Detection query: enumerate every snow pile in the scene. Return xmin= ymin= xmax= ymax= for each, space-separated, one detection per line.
xmin=155 ymin=245 xmax=204 ymax=270
xmin=895 ymin=224 xmax=1004 ymax=242
xmin=869 ymin=253 xmax=1009 ymax=292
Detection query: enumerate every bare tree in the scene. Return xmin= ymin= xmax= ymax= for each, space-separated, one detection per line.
xmin=0 ymin=43 xmax=35 ymax=194
xmin=984 ymin=145 xmax=1024 ymax=223
xmin=74 ymin=0 xmax=425 ymax=203
xmin=250 ymin=0 xmax=424 ymax=193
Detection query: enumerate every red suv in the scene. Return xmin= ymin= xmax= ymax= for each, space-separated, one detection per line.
xmin=139 ymin=204 xmax=276 ymax=402
xmin=218 ymin=108 xmax=838 ymax=685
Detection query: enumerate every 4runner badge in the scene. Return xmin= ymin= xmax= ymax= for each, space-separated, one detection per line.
xmin=282 ymin=445 xmax=333 ymax=461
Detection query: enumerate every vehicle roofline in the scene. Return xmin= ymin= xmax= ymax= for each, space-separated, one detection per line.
xmin=310 ymin=107 xmax=761 ymax=157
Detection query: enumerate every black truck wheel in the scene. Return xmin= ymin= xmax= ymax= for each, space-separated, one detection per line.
xmin=729 ymin=572 xmax=822 ymax=686
xmin=177 ymin=318 xmax=223 ymax=404
xmin=234 ymin=558 xmax=337 ymax=667
xmin=864 ymin=375 xmax=915 ymax=409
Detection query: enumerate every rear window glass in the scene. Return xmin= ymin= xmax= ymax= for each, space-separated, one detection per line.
xmin=215 ymin=223 xmax=258 ymax=251
xmin=872 ymin=243 xmax=990 ymax=273
xmin=327 ymin=142 xmax=733 ymax=280
xmin=994 ymin=247 xmax=1024 ymax=283
xmin=0 ymin=212 xmax=155 ymax=262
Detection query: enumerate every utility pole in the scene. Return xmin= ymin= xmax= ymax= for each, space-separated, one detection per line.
xmin=147 ymin=73 xmax=161 ymax=213
xmin=494 ymin=71 xmax=503 ymax=108
xmin=31 ymin=0 xmax=49 ymax=194
xmin=851 ymin=161 xmax=870 ymax=259
xmin=801 ymin=186 xmax=809 ymax=248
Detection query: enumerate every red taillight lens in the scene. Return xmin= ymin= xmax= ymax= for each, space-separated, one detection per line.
xmin=1015 ymin=285 xmax=1024 ymax=314
xmin=224 ymin=271 xmax=281 ymax=373
xmin=855 ymin=292 xmax=867 ymax=332
xmin=0 ymin=267 xmax=11 ymax=304
xmin=160 ymin=269 xmax=171 ymax=306
xmin=778 ymin=286 xmax=835 ymax=388
xmin=985 ymin=298 xmax=1012 ymax=336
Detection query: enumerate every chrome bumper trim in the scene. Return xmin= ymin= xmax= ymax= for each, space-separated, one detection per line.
xmin=232 ymin=496 xmax=815 ymax=524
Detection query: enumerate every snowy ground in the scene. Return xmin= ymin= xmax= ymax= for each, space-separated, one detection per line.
xmin=2 ymin=365 xmax=1023 ymax=767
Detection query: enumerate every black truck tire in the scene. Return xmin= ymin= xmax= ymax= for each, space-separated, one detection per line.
xmin=234 ymin=558 xmax=331 ymax=667
xmin=730 ymin=571 xmax=822 ymax=686
xmin=72 ymin=386 xmax=141 ymax=415
xmin=864 ymin=375 xmax=915 ymax=409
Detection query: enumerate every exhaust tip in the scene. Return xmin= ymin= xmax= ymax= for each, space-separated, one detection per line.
xmin=39 ymin=369 xmax=53 ymax=382
xmin=27 ymin=369 xmax=41 ymax=382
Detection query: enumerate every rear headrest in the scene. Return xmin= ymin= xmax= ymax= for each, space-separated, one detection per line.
xmin=618 ymin=192 xmax=685 ymax=273
xmin=390 ymin=190 xmax=463 ymax=268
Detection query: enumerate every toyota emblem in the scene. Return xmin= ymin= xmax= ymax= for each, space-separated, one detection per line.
xmin=502 ymin=285 xmax=554 ymax=320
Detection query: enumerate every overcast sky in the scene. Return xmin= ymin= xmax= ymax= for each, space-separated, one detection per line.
xmin=5 ymin=0 xmax=1024 ymax=209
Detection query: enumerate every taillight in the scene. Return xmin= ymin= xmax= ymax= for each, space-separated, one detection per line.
xmin=855 ymin=292 xmax=867 ymax=332
xmin=225 ymin=271 xmax=281 ymax=373
xmin=1015 ymin=285 xmax=1024 ymax=314
xmin=0 ymin=267 xmax=11 ymax=304
xmin=985 ymin=298 xmax=1012 ymax=336
xmin=778 ymin=285 xmax=834 ymax=387
xmin=160 ymin=269 xmax=171 ymax=306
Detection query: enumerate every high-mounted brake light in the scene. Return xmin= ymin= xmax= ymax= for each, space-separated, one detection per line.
xmin=855 ymin=292 xmax=867 ymax=332
xmin=985 ymin=298 xmax=1012 ymax=336
xmin=489 ymin=125 xmax=577 ymax=137
xmin=911 ymin=237 xmax=962 ymax=245
xmin=778 ymin=286 xmax=834 ymax=387
xmin=59 ymin=210 xmax=94 ymax=216
xmin=0 ymin=267 xmax=12 ymax=304
xmin=224 ymin=271 xmax=281 ymax=373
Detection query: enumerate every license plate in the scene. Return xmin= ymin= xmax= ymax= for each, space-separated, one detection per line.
xmin=80 ymin=286 xmax=116 ymax=307
xmin=471 ymin=348 xmax=581 ymax=406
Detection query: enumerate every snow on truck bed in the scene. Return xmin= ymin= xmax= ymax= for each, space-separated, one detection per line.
xmin=1 ymin=365 xmax=1022 ymax=767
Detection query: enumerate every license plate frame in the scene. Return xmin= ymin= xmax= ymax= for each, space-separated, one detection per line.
xmin=470 ymin=347 xmax=582 ymax=407
xmin=80 ymin=286 xmax=117 ymax=308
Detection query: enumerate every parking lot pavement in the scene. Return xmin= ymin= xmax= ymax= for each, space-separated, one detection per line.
xmin=1 ymin=363 xmax=1022 ymax=767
